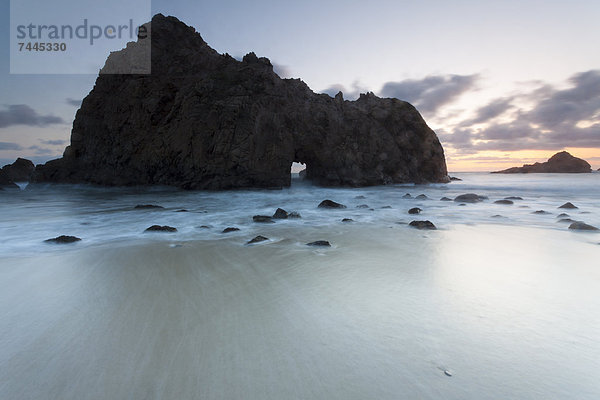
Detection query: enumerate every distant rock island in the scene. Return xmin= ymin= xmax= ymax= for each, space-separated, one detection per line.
xmin=492 ymin=151 xmax=592 ymax=174
xmin=33 ymin=14 xmax=448 ymax=189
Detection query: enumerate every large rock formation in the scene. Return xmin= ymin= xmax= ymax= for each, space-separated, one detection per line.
xmin=33 ymin=14 xmax=449 ymax=189
xmin=1 ymin=158 xmax=35 ymax=182
xmin=492 ymin=151 xmax=591 ymax=174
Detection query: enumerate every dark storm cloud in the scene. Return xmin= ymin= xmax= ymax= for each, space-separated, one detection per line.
xmin=0 ymin=105 xmax=64 ymax=128
xmin=379 ymin=74 xmax=479 ymax=113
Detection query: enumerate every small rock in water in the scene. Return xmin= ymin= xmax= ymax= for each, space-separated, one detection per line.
xmin=45 ymin=235 xmax=81 ymax=244
xmin=444 ymin=370 xmax=453 ymax=377
xmin=288 ymin=211 xmax=302 ymax=218
xmin=569 ymin=222 xmax=599 ymax=231
xmin=307 ymin=240 xmax=331 ymax=247
xmin=247 ymin=235 xmax=269 ymax=244
xmin=494 ymin=199 xmax=513 ymax=205
xmin=556 ymin=213 xmax=570 ymax=218
xmin=415 ymin=194 xmax=428 ymax=200
xmin=355 ymin=195 xmax=366 ymax=199
xmin=176 ymin=209 xmax=188 ymax=212
xmin=402 ymin=193 xmax=412 ymax=199
xmin=449 ymin=176 xmax=462 ymax=181
xmin=253 ymin=215 xmax=275 ymax=223
xmin=558 ymin=218 xmax=577 ymax=224
xmin=408 ymin=207 xmax=422 ymax=215
xmin=381 ymin=205 xmax=393 ymax=209
xmin=145 ymin=225 xmax=177 ymax=232
xmin=356 ymin=204 xmax=370 ymax=209
xmin=169 ymin=244 xmax=183 ymax=248
xmin=273 ymin=208 xmax=289 ymax=219
xmin=318 ymin=199 xmax=346 ymax=209
xmin=491 ymin=215 xmax=504 ymax=218
xmin=134 ymin=204 xmax=164 ymax=209
xmin=342 ymin=218 xmax=354 ymax=223
xmin=222 ymin=227 xmax=240 ymax=233
xmin=532 ymin=210 xmax=551 ymax=215
xmin=559 ymin=202 xmax=578 ymax=209
xmin=505 ymin=196 xmax=523 ymax=200
xmin=409 ymin=220 xmax=437 ymax=230
xmin=198 ymin=225 xmax=212 ymax=229
xmin=440 ymin=197 xmax=452 ymax=201
xmin=454 ymin=193 xmax=487 ymax=203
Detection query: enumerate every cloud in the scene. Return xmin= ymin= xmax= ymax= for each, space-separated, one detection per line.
xmin=0 ymin=105 xmax=64 ymax=128
xmin=0 ymin=142 xmax=23 ymax=151
xmin=66 ymin=98 xmax=82 ymax=107
xmin=443 ymin=70 xmax=600 ymax=153
xmin=379 ymin=74 xmax=479 ymax=113
xmin=462 ymin=97 xmax=515 ymax=125
xmin=40 ymin=139 xmax=67 ymax=146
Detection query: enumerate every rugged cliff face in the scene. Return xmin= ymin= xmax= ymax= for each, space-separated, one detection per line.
xmin=492 ymin=151 xmax=591 ymax=174
xmin=33 ymin=14 xmax=449 ymax=189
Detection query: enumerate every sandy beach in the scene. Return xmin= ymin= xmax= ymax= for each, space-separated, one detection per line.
xmin=1 ymin=223 xmax=599 ymax=399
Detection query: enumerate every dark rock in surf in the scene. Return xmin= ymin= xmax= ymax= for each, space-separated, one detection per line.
xmin=342 ymin=218 xmax=354 ymax=222
xmin=45 ymin=235 xmax=82 ymax=244
xmin=402 ymin=193 xmax=412 ymax=199
xmin=532 ymin=210 xmax=551 ymax=215
xmin=145 ymin=225 xmax=177 ymax=232
xmin=273 ymin=208 xmax=289 ymax=219
xmin=454 ymin=193 xmax=487 ymax=203
xmin=1 ymin=158 xmax=35 ymax=182
xmin=556 ymin=213 xmax=570 ymax=218
xmin=415 ymin=194 xmax=428 ymax=200
xmin=409 ymin=220 xmax=437 ymax=230
xmin=505 ymin=196 xmax=523 ymax=200
xmin=356 ymin=204 xmax=369 ymax=209
xmin=408 ymin=207 xmax=422 ymax=214
xmin=440 ymin=197 xmax=452 ymax=201
xmin=449 ymin=176 xmax=462 ymax=181
xmin=0 ymin=169 xmax=19 ymax=189
xmin=319 ymin=200 xmax=346 ymax=209
xmin=222 ymin=227 xmax=240 ymax=233
xmin=568 ymin=222 xmax=599 ymax=231
xmin=494 ymin=199 xmax=513 ymax=205
xmin=558 ymin=202 xmax=578 ymax=209
xmin=135 ymin=204 xmax=164 ymax=209
xmin=558 ymin=218 xmax=577 ymax=224
xmin=288 ymin=211 xmax=301 ymax=218
xmin=246 ymin=235 xmax=269 ymax=244
xmin=253 ymin=215 xmax=275 ymax=223
xmin=307 ymin=240 xmax=331 ymax=247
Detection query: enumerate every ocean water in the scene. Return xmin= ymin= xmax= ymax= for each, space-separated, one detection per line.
xmin=0 ymin=172 xmax=599 ymax=399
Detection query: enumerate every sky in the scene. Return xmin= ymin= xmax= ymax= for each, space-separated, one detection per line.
xmin=1 ymin=0 xmax=599 ymax=171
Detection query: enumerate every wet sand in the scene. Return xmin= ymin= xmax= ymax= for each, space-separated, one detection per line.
xmin=1 ymin=224 xmax=599 ymax=399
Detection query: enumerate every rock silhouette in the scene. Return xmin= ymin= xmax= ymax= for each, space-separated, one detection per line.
xmin=32 ymin=14 xmax=448 ymax=189
xmin=1 ymin=158 xmax=35 ymax=182
xmin=492 ymin=151 xmax=591 ymax=174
